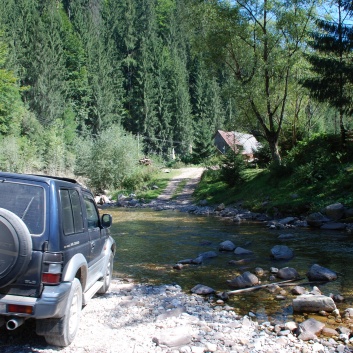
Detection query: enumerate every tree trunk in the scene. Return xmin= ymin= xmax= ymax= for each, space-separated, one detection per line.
xmin=268 ymin=137 xmax=281 ymax=165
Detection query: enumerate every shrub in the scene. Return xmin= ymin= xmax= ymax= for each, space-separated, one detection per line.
xmin=253 ymin=143 xmax=272 ymax=168
xmin=220 ymin=150 xmax=247 ymax=187
xmin=74 ymin=125 xmax=149 ymax=191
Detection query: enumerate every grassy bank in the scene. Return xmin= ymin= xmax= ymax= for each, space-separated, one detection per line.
xmin=194 ymin=166 xmax=353 ymax=217
xmin=194 ymin=135 xmax=353 ymax=217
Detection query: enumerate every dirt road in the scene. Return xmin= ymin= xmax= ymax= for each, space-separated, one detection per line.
xmin=156 ymin=167 xmax=205 ymax=205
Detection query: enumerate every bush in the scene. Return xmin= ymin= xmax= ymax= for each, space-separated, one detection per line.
xmin=220 ymin=150 xmax=247 ymax=187
xmin=74 ymin=125 xmax=150 ymax=191
xmin=283 ymin=133 xmax=344 ymax=186
xmin=0 ymin=135 xmax=43 ymax=173
xmin=253 ymin=143 xmax=272 ymax=168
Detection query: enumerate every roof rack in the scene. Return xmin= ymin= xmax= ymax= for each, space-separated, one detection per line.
xmin=30 ymin=174 xmax=78 ymax=184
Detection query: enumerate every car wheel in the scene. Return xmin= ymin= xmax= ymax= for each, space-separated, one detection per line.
xmin=0 ymin=208 xmax=32 ymax=288
xmin=39 ymin=278 xmax=82 ymax=347
xmin=97 ymin=252 xmax=114 ymax=294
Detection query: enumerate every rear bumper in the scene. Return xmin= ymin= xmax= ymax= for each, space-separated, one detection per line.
xmin=0 ymin=282 xmax=72 ymax=319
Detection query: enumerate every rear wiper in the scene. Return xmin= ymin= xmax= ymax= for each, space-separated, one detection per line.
xmin=22 ymin=196 xmax=34 ymax=220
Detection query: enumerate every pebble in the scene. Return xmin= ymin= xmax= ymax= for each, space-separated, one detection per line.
xmin=2 ymin=279 xmax=352 ymax=353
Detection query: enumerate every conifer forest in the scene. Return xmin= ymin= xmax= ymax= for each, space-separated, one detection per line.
xmin=0 ymin=0 xmax=353 ymax=189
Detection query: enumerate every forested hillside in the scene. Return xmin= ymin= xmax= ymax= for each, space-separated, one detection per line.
xmin=0 ymin=0 xmax=352 ymax=190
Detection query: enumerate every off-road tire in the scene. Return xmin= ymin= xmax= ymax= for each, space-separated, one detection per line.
xmin=0 ymin=208 xmax=32 ymax=288
xmin=97 ymin=252 xmax=113 ymax=294
xmin=38 ymin=278 xmax=82 ymax=347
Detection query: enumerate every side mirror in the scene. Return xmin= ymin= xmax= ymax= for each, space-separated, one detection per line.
xmin=101 ymin=214 xmax=112 ymax=228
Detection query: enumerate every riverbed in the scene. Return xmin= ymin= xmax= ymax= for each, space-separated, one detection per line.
xmin=109 ymin=207 xmax=353 ymax=324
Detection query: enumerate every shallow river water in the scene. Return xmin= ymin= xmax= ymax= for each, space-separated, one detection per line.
xmin=109 ymin=207 xmax=353 ymax=324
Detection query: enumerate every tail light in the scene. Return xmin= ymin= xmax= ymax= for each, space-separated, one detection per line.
xmin=8 ymin=304 xmax=34 ymax=315
xmin=42 ymin=253 xmax=63 ymax=285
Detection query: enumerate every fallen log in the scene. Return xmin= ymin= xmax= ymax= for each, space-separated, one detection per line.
xmin=226 ymin=278 xmax=312 ymax=295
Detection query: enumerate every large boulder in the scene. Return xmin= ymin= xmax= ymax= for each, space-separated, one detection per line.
xmin=297 ymin=318 xmax=325 ymax=341
xmin=219 ymin=240 xmax=236 ymax=251
xmin=227 ymin=271 xmax=259 ymax=289
xmin=277 ymin=267 xmax=300 ymax=280
xmin=324 ymin=203 xmax=345 ymax=221
xmin=270 ymin=245 xmax=294 ymax=260
xmin=307 ymin=264 xmax=337 ymax=281
xmin=293 ymin=294 xmax=336 ymax=313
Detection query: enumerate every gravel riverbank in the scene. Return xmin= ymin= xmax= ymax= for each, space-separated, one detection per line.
xmin=1 ymin=279 xmax=352 ymax=353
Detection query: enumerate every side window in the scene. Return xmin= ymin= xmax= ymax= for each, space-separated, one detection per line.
xmin=83 ymin=194 xmax=99 ymax=229
xmin=60 ymin=189 xmax=84 ymax=235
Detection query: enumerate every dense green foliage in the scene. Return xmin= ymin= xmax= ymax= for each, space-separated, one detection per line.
xmin=0 ymin=0 xmax=352 ymax=192
xmin=195 ymin=133 xmax=353 ymax=215
xmin=302 ymin=0 xmax=353 ymax=144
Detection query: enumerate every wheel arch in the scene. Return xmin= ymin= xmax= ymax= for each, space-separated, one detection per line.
xmin=61 ymin=253 xmax=88 ymax=291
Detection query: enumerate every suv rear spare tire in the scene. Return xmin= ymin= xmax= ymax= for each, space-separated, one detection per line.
xmin=0 ymin=208 xmax=32 ymax=288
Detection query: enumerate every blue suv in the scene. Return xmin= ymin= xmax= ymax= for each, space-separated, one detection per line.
xmin=0 ymin=172 xmax=116 ymax=346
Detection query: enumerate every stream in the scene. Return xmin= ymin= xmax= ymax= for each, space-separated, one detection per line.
xmin=109 ymin=207 xmax=353 ymax=324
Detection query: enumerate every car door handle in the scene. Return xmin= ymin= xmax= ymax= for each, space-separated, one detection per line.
xmin=91 ymin=242 xmax=95 ymax=249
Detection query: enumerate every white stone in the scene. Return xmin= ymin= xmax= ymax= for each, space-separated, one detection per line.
xmin=205 ymin=342 xmax=218 ymax=352
xmin=191 ymin=346 xmax=205 ymax=353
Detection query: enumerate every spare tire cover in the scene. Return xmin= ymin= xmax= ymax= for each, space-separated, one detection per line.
xmin=0 ymin=208 xmax=32 ymax=287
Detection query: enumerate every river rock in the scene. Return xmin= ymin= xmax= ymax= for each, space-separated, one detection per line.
xmin=266 ymin=284 xmax=281 ymax=294
xmin=293 ymin=294 xmax=337 ymax=313
xmin=322 ymin=327 xmax=339 ymax=337
xmin=228 ymin=258 xmax=252 ymax=265
xmin=199 ymin=251 xmax=218 ymax=259
xmin=297 ymin=318 xmax=325 ymax=341
xmin=216 ymin=203 xmax=225 ymax=211
xmin=306 ymin=264 xmax=337 ymax=281
xmin=277 ymin=267 xmax=300 ymax=280
xmin=173 ymin=263 xmax=183 ymax=270
xmin=278 ymin=217 xmax=296 ymax=225
xmin=234 ymin=247 xmax=253 ymax=255
xmin=270 ymin=245 xmax=294 ymax=260
xmin=191 ymin=256 xmax=203 ymax=264
xmin=285 ymin=321 xmax=298 ymax=331
xmin=291 ymin=286 xmax=306 ymax=295
xmin=254 ymin=267 xmax=264 ymax=276
xmin=152 ymin=326 xmax=192 ymax=348
xmin=306 ymin=212 xmax=331 ymax=227
xmin=344 ymin=308 xmax=353 ymax=318
xmin=278 ymin=233 xmax=296 ymax=240
xmin=325 ymin=203 xmax=345 ymax=221
xmin=178 ymin=259 xmax=193 ymax=264
xmin=331 ymin=294 xmax=345 ymax=302
xmin=219 ymin=240 xmax=236 ymax=251
xmin=321 ymin=222 xmax=347 ymax=230
xmin=191 ymin=284 xmax=215 ymax=295
xmin=227 ymin=271 xmax=259 ymax=289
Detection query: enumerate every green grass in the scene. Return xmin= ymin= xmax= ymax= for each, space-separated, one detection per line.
xmin=170 ymin=179 xmax=188 ymax=200
xmin=137 ymin=169 xmax=182 ymax=201
xmin=194 ymin=164 xmax=353 ymax=216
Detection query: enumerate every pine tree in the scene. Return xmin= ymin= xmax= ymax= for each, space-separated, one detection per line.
xmin=302 ymin=0 xmax=353 ymax=144
xmin=66 ymin=0 xmax=124 ymax=135
xmin=0 ymin=31 xmax=23 ymax=135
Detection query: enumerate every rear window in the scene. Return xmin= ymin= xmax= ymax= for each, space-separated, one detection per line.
xmin=59 ymin=189 xmax=84 ymax=235
xmin=0 ymin=182 xmax=45 ymax=235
